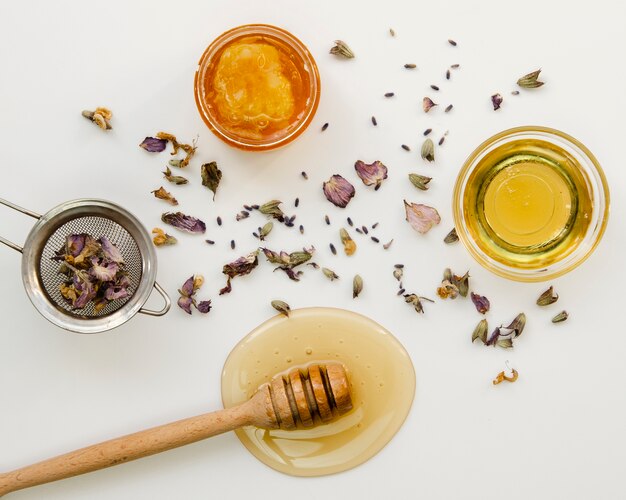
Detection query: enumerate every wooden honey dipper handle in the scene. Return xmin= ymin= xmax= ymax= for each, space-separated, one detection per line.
xmin=0 ymin=363 xmax=351 ymax=497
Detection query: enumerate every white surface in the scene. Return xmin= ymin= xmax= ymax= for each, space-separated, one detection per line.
xmin=1 ymin=0 xmax=625 ymax=498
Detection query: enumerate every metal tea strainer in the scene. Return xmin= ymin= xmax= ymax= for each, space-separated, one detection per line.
xmin=0 ymin=197 xmax=171 ymax=333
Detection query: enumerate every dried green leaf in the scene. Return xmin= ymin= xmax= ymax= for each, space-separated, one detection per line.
xmin=200 ymin=162 xmax=222 ymax=200
xmin=353 ymin=274 xmax=363 ymax=298
xmin=330 ymin=40 xmax=355 ymax=58
xmin=322 ymin=268 xmax=339 ymax=281
xmin=409 ymin=173 xmax=432 ymax=191
xmin=536 ymin=286 xmax=559 ymax=306
xmin=552 ymin=310 xmax=569 ymax=323
xmin=471 ymin=319 xmax=488 ymax=344
xmin=421 ymin=138 xmax=435 ymax=162
xmin=271 ymin=300 xmax=291 ymax=317
xmin=517 ymin=69 xmax=544 ymax=88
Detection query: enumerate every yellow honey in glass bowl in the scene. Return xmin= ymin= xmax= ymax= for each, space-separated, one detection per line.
xmin=194 ymin=25 xmax=320 ymax=151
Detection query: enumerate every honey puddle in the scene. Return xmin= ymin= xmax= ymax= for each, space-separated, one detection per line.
xmin=221 ymin=307 xmax=415 ymax=477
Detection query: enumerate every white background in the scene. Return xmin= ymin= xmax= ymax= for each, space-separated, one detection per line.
xmin=1 ymin=0 xmax=625 ymax=498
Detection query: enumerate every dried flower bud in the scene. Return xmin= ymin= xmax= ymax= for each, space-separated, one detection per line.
xmin=177 ymin=275 xmax=211 ymax=315
xmin=423 ymin=97 xmax=437 ymax=113
xmin=259 ymin=222 xmax=273 ymax=241
xmin=471 ymin=292 xmax=491 ymax=314
xmin=437 ymin=280 xmax=459 ymax=299
xmin=161 ymin=212 xmax=206 ymax=233
xmin=471 ymin=319 xmax=488 ymax=344
xmin=322 ymin=268 xmax=340 ymax=281
xmin=506 ymin=313 xmax=526 ymax=338
xmin=536 ymin=286 xmax=559 ymax=306
xmin=271 ymin=300 xmax=291 ymax=317
xmin=409 ymin=173 xmax=432 ymax=190
xmin=140 ymin=137 xmax=167 ymax=153
xmin=323 ymin=175 xmax=356 ymax=208
xmin=404 ymin=200 xmax=441 ymax=234
xmin=491 ymin=93 xmax=503 ymax=111
xmin=259 ymin=200 xmax=285 ymax=221
xmin=403 ymin=293 xmax=433 ymax=314
xmin=151 ymin=186 xmax=178 ymax=206
xmin=517 ymin=69 xmax=544 ymax=88
xmin=152 ymin=227 xmax=177 ymax=246
xmin=163 ymin=166 xmax=188 ymax=185
xmin=354 ymin=160 xmax=388 ymax=190
xmin=330 ymin=40 xmax=355 ymax=58
xmin=393 ymin=268 xmax=403 ymax=281
xmin=353 ymin=274 xmax=363 ymax=298
xmin=201 ymin=162 xmax=222 ymax=200
xmin=339 ymin=228 xmax=357 ymax=256
xmin=552 ymin=310 xmax=569 ymax=323
xmin=443 ymin=228 xmax=458 ymax=244
xmin=421 ymin=138 xmax=435 ymax=162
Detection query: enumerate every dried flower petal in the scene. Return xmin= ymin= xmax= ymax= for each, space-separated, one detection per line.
xmin=471 ymin=319 xmax=488 ymax=344
xmin=443 ymin=228 xmax=458 ymax=244
xmin=491 ymin=93 xmax=503 ymax=110
xmin=322 ymin=268 xmax=339 ymax=281
xmin=271 ymin=300 xmax=291 ymax=317
xmin=552 ymin=310 xmax=569 ymax=323
xmin=537 ymin=286 xmax=559 ymax=306
xmin=99 ymin=236 xmax=124 ymax=264
xmin=471 ymin=292 xmax=490 ymax=314
xmin=201 ymin=162 xmax=222 ymax=200
xmin=323 ymin=175 xmax=355 ymax=208
xmin=353 ymin=274 xmax=363 ymax=298
xmin=404 ymin=200 xmax=441 ymax=234
xmin=421 ymin=138 xmax=435 ymax=162
xmin=486 ymin=327 xmax=501 ymax=347
xmin=139 ymin=137 xmax=167 ymax=153
xmin=259 ymin=200 xmax=285 ymax=221
xmin=196 ymin=300 xmax=212 ymax=314
xmin=152 ymin=228 xmax=177 ymax=246
xmin=493 ymin=368 xmax=518 ymax=385
xmin=177 ymin=295 xmax=193 ymax=314
xmin=339 ymin=228 xmax=357 ymax=256
xmin=354 ymin=160 xmax=388 ymax=190
xmin=155 ymin=132 xmax=197 ymax=168
xmin=423 ymin=97 xmax=437 ymax=113
xmin=220 ymin=251 xmax=260 ymax=295
xmin=383 ymin=239 xmax=394 ymax=250
xmin=162 ymin=167 xmax=188 ymax=185
xmin=437 ymin=280 xmax=459 ymax=299
xmin=161 ymin=212 xmax=206 ymax=233
xmin=82 ymin=107 xmax=112 ymax=130
xmin=517 ymin=69 xmax=544 ymax=89
xmin=330 ymin=40 xmax=355 ymax=58
xmin=152 ymin=186 xmax=178 ymax=206
xmin=409 ymin=173 xmax=432 ymax=190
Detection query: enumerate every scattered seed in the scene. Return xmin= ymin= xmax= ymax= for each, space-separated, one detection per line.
xmin=252 ymin=232 xmax=259 ymax=239
xmin=438 ymin=136 xmax=445 ymax=146
xmin=383 ymin=239 xmax=394 ymax=249
xmin=511 ymin=90 xmax=520 ymax=95
xmin=423 ymin=128 xmax=432 ymax=136
xmin=299 ymin=224 xmax=304 ymax=234
xmin=321 ymin=122 xmax=329 ymax=132
xmin=217 ymin=216 xmax=222 ymax=226
xmin=330 ymin=243 xmax=337 ymax=255
xmin=371 ymin=236 xmax=380 ymax=243
xmin=385 ymin=92 xmax=395 ymax=98
xmin=446 ymin=69 xmax=451 ymax=80
xmin=430 ymin=84 xmax=440 ymax=91
xmin=389 ymin=28 xmax=395 ymax=37
xmin=243 ymin=204 xmax=253 ymax=211
xmin=404 ymin=63 xmax=417 ymax=69
xmin=552 ymin=310 xmax=569 ymax=323
xmin=251 ymin=204 xmax=260 ymax=210
xmin=353 ymin=274 xmax=363 ymax=298
xmin=361 ymin=225 xmax=369 ymax=235
xmin=355 ymin=228 xmax=363 ymax=234
xmin=325 ymin=215 xmax=330 ymax=225
xmin=451 ymin=64 xmax=460 ymax=69
xmin=301 ymin=171 xmax=308 ymax=180
xmin=397 ymin=288 xmax=406 ymax=296
xmin=401 ymin=144 xmax=411 ymax=151
xmin=307 ymin=262 xmax=320 ymax=269
xmin=371 ymin=116 xmax=378 ymax=126
xmin=295 ymin=197 xmax=300 ymax=208
xmin=445 ymin=104 xmax=453 ymax=113
xmin=347 ymin=217 xmax=353 ymax=226
xmin=372 ymin=222 xmax=379 ymax=229
xmin=205 ymin=239 xmax=215 ymax=245
xmin=448 ymin=39 xmax=457 ymax=46
xmin=230 ymin=239 xmax=235 ymax=250
xmin=394 ymin=264 xmax=404 ymax=269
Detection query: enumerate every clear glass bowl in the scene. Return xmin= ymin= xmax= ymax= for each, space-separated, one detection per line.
xmin=453 ymin=126 xmax=610 ymax=282
xmin=194 ymin=24 xmax=321 ymax=151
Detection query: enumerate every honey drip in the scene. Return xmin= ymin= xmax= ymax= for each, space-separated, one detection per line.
xmin=221 ymin=308 xmax=415 ymax=477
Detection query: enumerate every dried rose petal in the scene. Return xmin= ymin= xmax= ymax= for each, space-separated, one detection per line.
xmin=179 ymin=275 xmax=195 ymax=297
xmin=104 ymin=284 xmax=129 ymax=301
xmin=139 ymin=137 xmax=167 ymax=153
xmin=354 ymin=160 xmax=388 ymax=190
xmin=491 ymin=93 xmax=503 ymax=110
xmin=423 ymin=97 xmax=437 ymax=113
xmin=471 ymin=292 xmax=490 ymax=314
xmin=99 ymin=236 xmax=124 ymax=263
xmin=161 ymin=212 xmax=206 ymax=234
xmin=404 ymin=200 xmax=441 ymax=234
xmin=66 ymin=234 xmax=86 ymax=257
xmin=89 ymin=257 xmax=119 ymax=282
xmin=177 ymin=295 xmax=193 ymax=315
xmin=196 ymin=300 xmax=212 ymax=314
xmin=323 ymin=175 xmax=355 ymax=208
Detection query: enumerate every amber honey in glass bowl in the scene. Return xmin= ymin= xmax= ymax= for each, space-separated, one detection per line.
xmin=453 ymin=126 xmax=609 ymax=282
xmin=194 ymin=24 xmax=321 ymax=151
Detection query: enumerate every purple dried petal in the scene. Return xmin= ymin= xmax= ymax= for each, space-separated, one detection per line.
xmin=491 ymin=93 xmax=503 ymax=110
xmin=471 ymin=292 xmax=490 ymax=314
xmin=323 ymin=175 xmax=355 ymax=208
xmin=179 ymin=275 xmax=195 ymax=297
xmin=354 ymin=160 xmax=388 ymax=190
xmin=222 ymin=252 xmax=259 ymax=279
xmin=89 ymin=257 xmax=119 ymax=282
xmin=65 ymin=234 xmax=86 ymax=257
xmin=177 ymin=295 xmax=193 ymax=314
xmin=139 ymin=136 xmax=167 ymax=153
xmin=423 ymin=97 xmax=437 ymax=113
xmin=404 ymin=200 xmax=441 ymax=234
xmin=485 ymin=327 xmax=501 ymax=346
xmin=73 ymin=277 xmax=96 ymax=309
xmin=219 ymin=279 xmax=232 ymax=295
xmin=161 ymin=212 xmax=206 ymax=234
xmin=276 ymin=266 xmax=302 ymax=281
xmin=196 ymin=300 xmax=212 ymax=314
xmin=104 ymin=284 xmax=129 ymax=301
xmin=99 ymin=236 xmax=124 ymax=264
xmin=73 ymin=235 xmax=101 ymax=265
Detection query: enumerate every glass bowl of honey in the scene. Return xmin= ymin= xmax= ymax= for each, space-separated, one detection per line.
xmin=453 ymin=126 xmax=609 ymax=282
xmin=194 ymin=24 xmax=321 ymax=151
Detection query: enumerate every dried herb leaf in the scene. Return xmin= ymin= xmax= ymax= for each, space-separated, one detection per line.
xmin=471 ymin=319 xmax=488 ymax=344
xmin=163 ymin=166 xmax=188 ymax=185
xmin=151 ymin=186 xmax=178 ymax=206
xmin=271 ymin=300 xmax=291 ymax=317
xmin=330 ymin=40 xmax=355 ymax=59
xmin=354 ymin=160 xmax=388 ymax=190
xmin=552 ymin=310 xmax=569 ymax=323
xmin=471 ymin=292 xmax=490 ymax=314
xmin=152 ymin=227 xmax=177 ymax=246
xmin=339 ymin=228 xmax=357 ymax=256
xmin=201 ymin=162 xmax=222 ymax=200
xmin=353 ymin=274 xmax=363 ymax=298
xmin=421 ymin=138 xmax=435 ymax=162
xmin=409 ymin=173 xmax=432 ymax=190
xmin=323 ymin=175 xmax=356 ymax=208
xmin=491 ymin=93 xmax=503 ymax=111
xmin=536 ymin=286 xmax=559 ymax=306
xmin=161 ymin=212 xmax=206 ymax=233
xmin=423 ymin=97 xmax=437 ymax=113
xmin=139 ymin=137 xmax=167 ymax=152
xmin=443 ymin=228 xmax=458 ymax=244
xmin=404 ymin=200 xmax=441 ymax=234
xmin=259 ymin=200 xmax=285 ymax=221
xmin=517 ymin=69 xmax=544 ymax=88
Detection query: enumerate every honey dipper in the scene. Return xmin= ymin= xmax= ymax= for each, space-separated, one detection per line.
xmin=0 ymin=363 xmax=352 ymax=497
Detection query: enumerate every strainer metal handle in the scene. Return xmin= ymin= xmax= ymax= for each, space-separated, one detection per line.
xmin=0 ymin=197 xmax=42 ymax=253
xmin=139 ymin=281 xmax=171 ymax=316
